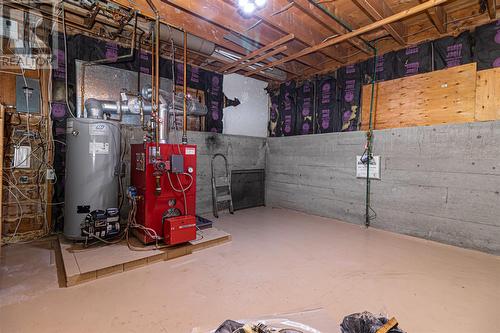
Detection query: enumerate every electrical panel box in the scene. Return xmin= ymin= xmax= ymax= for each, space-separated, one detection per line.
xmin=16 ymin=76 xmax=40 ymax=113
xmin=0 ymin=17 xmax=19 ymax=40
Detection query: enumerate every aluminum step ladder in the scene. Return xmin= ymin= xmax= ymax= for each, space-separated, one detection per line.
xmin=211 ymin=153 xmax=234 ymax=218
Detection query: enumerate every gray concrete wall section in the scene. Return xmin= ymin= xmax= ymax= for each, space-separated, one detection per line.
xmin=121 ymin=127 xmax=266 ymax=215
xmin=266 ymin=121 xmax=500 ymax=255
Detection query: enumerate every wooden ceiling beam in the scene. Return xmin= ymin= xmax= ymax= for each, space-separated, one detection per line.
xmin=220 ymin=34 xmax=293 ymax=72
xmin=251 ymin=0 xmax=347 ymax=64
xmin=163 ymin=0 xmax=345 ymax=69
xmin=352 ymin=0 xmax=407 ymax=45
xmin=226 ymin=46 xmax=288 ymax=74
xmin=245 ymin=0 xmax=447 ymax=78
xmin=290 ymin=0 xmax=373 ymax=55
xmin=205 ymin=55 xmax=286 ymax=81
xmin=161 ymin=0 xmax=325 ymax=72
xmin=109 ymin=0 xmax=250 ymax=56
xmin=486 ymin=0 xmax=498 ymax=19
xmin=427 ymin=5 xmax=447 ymax=33
xmin=420 ymin=0 xmax=447 ymax=33
xmin=108 ymin=0 xmax=301 ymax=78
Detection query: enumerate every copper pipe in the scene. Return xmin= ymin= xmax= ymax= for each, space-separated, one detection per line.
xmin=150 ymin=24 xmax=155 ymax=126
xmin=145 ymin=0 xmax=158 ymax=147
xmin=182 ymin=30 xmax=188 ymax=144
xmin=155 ymin=16 xmax=160 ymax=152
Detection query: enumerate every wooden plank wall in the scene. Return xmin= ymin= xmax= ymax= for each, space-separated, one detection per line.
xmin=475 ymin=67 xmax=500 ymax=121
xmin=360 ymin=63 xmax=491 ymax=130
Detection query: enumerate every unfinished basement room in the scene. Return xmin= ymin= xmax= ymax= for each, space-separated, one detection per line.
xmin=1 ymin=0 xmax=499 ymax=332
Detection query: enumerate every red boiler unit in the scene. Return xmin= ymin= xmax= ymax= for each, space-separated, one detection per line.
xmin=130 ymin=142 xmax=197 ymax=244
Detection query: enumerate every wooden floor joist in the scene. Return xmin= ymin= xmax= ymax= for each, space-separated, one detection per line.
xmin=245 ymin=0 xmax=448 ymax=77
xmin=219 ymin=34 xmax=294 ymax=72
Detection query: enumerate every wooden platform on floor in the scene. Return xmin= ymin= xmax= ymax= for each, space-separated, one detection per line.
xmin=57 ymin=228 xmax=231 ymax=287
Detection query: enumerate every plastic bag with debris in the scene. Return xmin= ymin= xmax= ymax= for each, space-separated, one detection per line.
xmin=213 ymin=318 xmax=322 ymax=333
xmin=340 ymin=312 xmax=405 ymax=333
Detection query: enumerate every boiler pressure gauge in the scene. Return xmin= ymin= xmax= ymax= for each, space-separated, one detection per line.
xmin=187 ymin=167 xmax=194 ymax=174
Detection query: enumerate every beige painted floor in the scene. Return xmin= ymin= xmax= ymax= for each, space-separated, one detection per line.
xmin=1 ymin=207 xmax=499 ymax=333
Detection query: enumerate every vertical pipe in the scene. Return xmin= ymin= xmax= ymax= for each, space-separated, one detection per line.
xmin=182 ymin=30 xmax=188 ymax=144
xmin=150 ymin=24 xmax=155 ymax=124
xmin=365 ymin=46 xmax=378 ymax=227
xmin=155 ymin=16 xmax=160 ymax=153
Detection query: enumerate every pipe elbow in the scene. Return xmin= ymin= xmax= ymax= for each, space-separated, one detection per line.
xmin=84 ymin=98 xmax=103 ymax=119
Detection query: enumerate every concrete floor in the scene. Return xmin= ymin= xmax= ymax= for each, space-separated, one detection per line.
xmin=1 ymin=207 xmax=499 ymax=332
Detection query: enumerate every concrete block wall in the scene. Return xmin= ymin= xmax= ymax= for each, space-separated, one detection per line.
xmin=266 ymin=121 xmax=500 ymax=255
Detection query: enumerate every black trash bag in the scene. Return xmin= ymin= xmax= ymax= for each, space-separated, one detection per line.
xmin=340 ymin=311 xmax=405 ymax=333
xmin=214 ymin=319 xmax=244 ymax=333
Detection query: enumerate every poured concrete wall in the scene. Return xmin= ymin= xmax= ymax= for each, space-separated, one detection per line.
xmin=121 ymin=128 xmax=267 ymax=215
xmin=266 ymin=121 xmax=500 ymax=254
xmin=186 ymin=132 xmax=267 ymax=214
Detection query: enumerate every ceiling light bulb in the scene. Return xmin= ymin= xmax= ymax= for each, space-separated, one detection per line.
xmin=242 ymin=2 xmax=256 ymax=14
xmin=254 ymin=0 xmax=267 ymax=8
xmin=238 ymin=0 xmax=249 ymax=7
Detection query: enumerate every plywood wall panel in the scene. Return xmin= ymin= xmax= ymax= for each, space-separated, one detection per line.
xmin=475 ymin=68 xmax=500 ymax=121
xmin=361 ymin=63 xmax=477 ymax=130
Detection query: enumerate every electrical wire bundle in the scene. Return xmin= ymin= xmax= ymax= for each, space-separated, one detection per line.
xmin=1 ymin=70 xmax=60 ymax=245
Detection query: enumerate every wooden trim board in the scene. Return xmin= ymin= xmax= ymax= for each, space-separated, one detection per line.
xmin=475 ymin=67 xmax=500 ymax=121
xmin=58 ymin=228 xmax=231 ymax=287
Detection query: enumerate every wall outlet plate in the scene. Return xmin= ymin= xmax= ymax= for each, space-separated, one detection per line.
xmin=47 ymin=169 xmax=56 ymax=180
xmin=19 ymin=175 xmax=29 ymax=184
xmin=13 ymin=146 xmax=31 ymax=168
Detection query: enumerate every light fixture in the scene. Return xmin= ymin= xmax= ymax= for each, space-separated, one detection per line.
xmin=243 ymin=2 xmax=256 ymax=14
xmin=237 ymin=0 xmax=267 ymax=15
xmin=254 ymin=0 xmax=267 ymax=8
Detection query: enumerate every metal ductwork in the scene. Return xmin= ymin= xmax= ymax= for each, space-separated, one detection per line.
xmin=137 ymin=21 xmax=216 ymax=56
xmin=84 ymin=89 xmax=208 ymax=118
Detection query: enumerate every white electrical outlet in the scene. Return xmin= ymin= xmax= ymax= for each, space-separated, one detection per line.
xmin=13 ymin=146 xmax=31 ymax=168
xmin=47 ymin=169 xmax=56 ymax=180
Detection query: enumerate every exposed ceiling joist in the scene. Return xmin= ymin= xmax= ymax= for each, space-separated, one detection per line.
xmin=206 ymin=54 xmax=285 ymax=81
xmin=243 ymin=0 xmax=347 ymax=64
xmin=427 ymin=5 xmax=447 ymax=33
xmin=245 ymin=0 xmax=447 ymax=78
xmin=290 ymin=0 xmax=373 ymax=55
xmin=227 ymin=46 xmax=288 ymax=74
xmin=352 ymin=0 xmax=407 ymax=45
xmin=109 ymin=0 xmax=249 ymax=56
xmin=161 ymin=0 xmax=325 ymax=72
xmin=486 ymin=0 xmax=498 ymax=19
xmin=420 ymin=0 xmax=447 ymax=33
xmin=110 ymin=0 xmax=307 ymax=75
xmin=220 ymin=34 xmax=293 ymax=72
